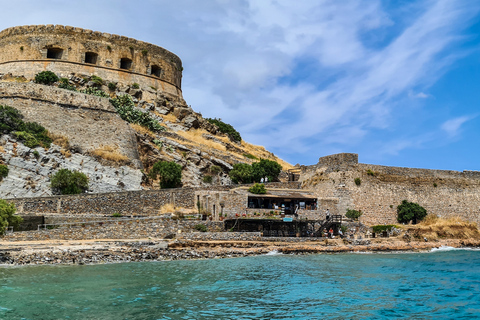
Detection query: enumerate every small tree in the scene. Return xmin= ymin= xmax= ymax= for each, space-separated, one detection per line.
xmin=149 ymin=161 xmax=182 ymax=188
xmin=229 ymin=163 xmax=253 ymax=184
xmin=397 ymin=200 xmax=427 ymax=224
xmin=248 ymin=183 xmax=267 ymax=194
xmin=50 ymin=169 xmax=89 ymax=195
xmin=346 ymin=208 xmax=362 ymax=220
xmin=34 ymin=71 xmax=59 ymax=85
xmin=252 ymin=159 xmax=282 ymax=182
xmin=0 ymin=199 xmax=23 ymax=235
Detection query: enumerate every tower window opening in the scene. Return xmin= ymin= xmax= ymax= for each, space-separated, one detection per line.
xmin=120 ymin=58 xmax=132 ymax=70
xmin=151 ymin=65 xmax=161 ymax=77
xmin=47 ymin=48 xmax=64 ymax=59
xmin=85 ymin=52 xmax=98 ymax=64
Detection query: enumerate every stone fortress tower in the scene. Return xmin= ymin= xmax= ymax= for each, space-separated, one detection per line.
xmin=0 ymin=24 xmax=183 ymax=98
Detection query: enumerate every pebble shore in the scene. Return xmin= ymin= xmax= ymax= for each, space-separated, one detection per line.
xmin=1 ymin=237 xmax=479 ymax=266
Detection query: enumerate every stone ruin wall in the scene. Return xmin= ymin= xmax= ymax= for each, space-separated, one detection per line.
xmin=301 ymin=153 xmax=480 ymax=226
xmin=0 ymin=24 xmax=183 ymax=98
xmin=0 ymin=82 xmax=140 ymax=164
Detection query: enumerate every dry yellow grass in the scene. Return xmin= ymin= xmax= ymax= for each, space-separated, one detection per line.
xmin=408 ymin=214 xmax=480 ymax=240
xmin=241 ymin=141 xmax=293 ymax=169
xmin=159 ymin=203 xmax=176 ymax=214
xmin=159 ymin=113 xmax=178 ymax=123
xmin=0 ymin=146 xmax=4 ymax=153
xmin=60 ymin=149 xmax=72 ymax=158
xmin=47 ymin=132 xmax=70 ymax=150
xmin=92 ymin=145 xmax=129 ymax=163
xmin=130 ymin=123 xmax=155 ymax=137
xmin=176 ymin=128 xmax=227 ymax=152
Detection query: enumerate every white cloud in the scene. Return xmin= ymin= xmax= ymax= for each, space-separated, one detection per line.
xmin=441 ymin=116 xmax=474 ymax=137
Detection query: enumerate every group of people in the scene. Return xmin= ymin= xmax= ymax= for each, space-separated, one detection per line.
xmin=259 ymin=177 xmax=269 ymax=183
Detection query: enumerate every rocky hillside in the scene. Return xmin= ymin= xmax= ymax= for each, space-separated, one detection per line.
xmin=0 ymin=72 xmax=292 ymax=198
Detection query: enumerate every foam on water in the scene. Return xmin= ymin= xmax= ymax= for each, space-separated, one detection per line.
xmin=430 ymin=245 xmax=480 ymax=253
xmin=265 ymin=250 xmax=282 ymax=255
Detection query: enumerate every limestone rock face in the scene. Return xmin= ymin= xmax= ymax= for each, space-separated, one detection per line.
xmin=0 ymin=137 xmax=143 ymax=198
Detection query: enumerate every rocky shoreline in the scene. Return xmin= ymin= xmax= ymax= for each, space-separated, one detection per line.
xmin=1 ymin=237 xmax=479 ymax=266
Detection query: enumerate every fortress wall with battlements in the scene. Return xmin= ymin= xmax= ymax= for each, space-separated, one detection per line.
xmin=301 ymin=153 xmax=480 ymax=226
xmin=0 ymin=25 xmax=182 ymax=97
xmin=0 ymin=82 xmax=140 ymax=163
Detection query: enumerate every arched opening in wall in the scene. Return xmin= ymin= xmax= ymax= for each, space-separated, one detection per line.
xmin=85 ymin=52 xmax=98 ymax=64
xmin=47 ymin=48 xmax=63 ymax=59
xmin=150 ymin=65 xmax=161 ymax=77
xmin=120 ymin=58 xmax=132 ymax=70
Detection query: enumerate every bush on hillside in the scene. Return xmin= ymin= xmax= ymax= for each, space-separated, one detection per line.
xmin=206 ymin=118 xmax=241 ymax=142
xmin=110 ymin=95 xmax=165 ymax=132
xmin=0 ymin=199 xmax=23 ymax=235
xmin=397 ymin=200 xmax=427 ymax=224
xmin=34 ymin=71 xmax=59 ymax=85
xmin=0 ymin=105 xmax=52 ymax=148
xmin=149 ymin=161 xmax=182 ymax=189
xmin=50 ymin=169 xmax=89 ymax=195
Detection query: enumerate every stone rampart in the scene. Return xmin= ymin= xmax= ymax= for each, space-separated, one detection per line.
xmin=300 ymin=154 xmax=480 ymax=226
xmin=0 ymin=82 xmax=139 ymax=162
xmin=0 ymin=25 xmax=182 ymax=97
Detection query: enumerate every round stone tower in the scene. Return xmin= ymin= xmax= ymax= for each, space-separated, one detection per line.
xmin=0 ymin=24 xmax=183 ymax=98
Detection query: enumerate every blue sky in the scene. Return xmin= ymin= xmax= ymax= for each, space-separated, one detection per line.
xmin=1 ymin=0 xmax=480 ymax=171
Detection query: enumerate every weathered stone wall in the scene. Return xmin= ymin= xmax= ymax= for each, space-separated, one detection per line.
xmin=0 ymin=82 xmax=140 ymax=163
xmin=12 ymin=188 xmax=197 ymax=216
xmin=300 ymin=154 xmax=480 ymax=226
xmin=4 ymin=217 xmax=223 ymax=241
xmin=0 ymin=25 xmax=182 ymax=96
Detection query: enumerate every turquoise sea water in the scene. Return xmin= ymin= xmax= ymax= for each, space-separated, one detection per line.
xmin=1 ymin=248 xmax=479 ymax=319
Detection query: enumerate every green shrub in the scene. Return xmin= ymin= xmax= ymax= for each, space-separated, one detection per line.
xmin=0 ymin=164 xmax=8 ymax=180
xmin=141 ymin=49 xmax=148 ymax=56
xmin=111 ymin=212 xmax=123 ymax=217
xmin=90 ymin=75 xmax=104 ymax=86
xmin=345 ymin=208 xmax=362 ymax=220
xmin=210 ymin=165 xmax=221 ymax=175
xmin=206 ymin=118 xmax=242 ymax=142
xmin=0 ymin=105 xmax=24 ymax=133
xmin=397 ymin=200 xmax=427 ymax=224
xmin=194 ymin=224 xmax=208 ymax=232
xmin=203 ymin=175 xmax=213 ymax=184
xmin=433 ymin=182 xmax=438 ymax=188
xmin=33 ymin=150 xmax=40 ymax=159
xmin=108 ymin=82 xmax=117 ymax=91
xmin=80 ymin=87 xmax=109 ymax=98
xmin=0 ymin=199 xmax=22 ymax=235
xmin=366 ymin=169 xmax=378 ymax=176
xmin=110 ymin=95 xmax=165 ymax=132
xmin=354 ymin=177 xmax=361 ymax=186
xmin=34 ymin=71 xmax=59 ymax=85
xmin=132 ymin=83 xmax=140 ymax=89
xmin=248 ymin=183 xmax=267 ymax=194
xmin=50 ymin=169 xmax=89 ymax=195
xmin=372 ymin=225 xmax=399 ymax=233
xmin=58 ymin=78 xmax=76 ymax=91
xmin=149 ymin=161 xmax=182 ymax=189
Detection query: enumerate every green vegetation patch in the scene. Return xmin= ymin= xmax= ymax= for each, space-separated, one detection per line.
xmin=34 ymin=71 xmax=58 ymax=85
xmin=345 ymin=208 xmax=362 ymax=220
xmin=229 ymin=159 xmax=282 ymax=184
xmin=0 ymin=199 xmax=23 ymax=235
xmin=0 ymin=105 xmax=52 ymax=148
xmin=149 ymin=161 xmax=182 ymax=189
xmin=0 ymin=164 xmax=8 ymax=181
xmin=194 ymin=224 xmax=208 ymax=232
xmin=50 ymin=169 xmax=89 ymax=195
xmin=248 ymin=183 xmax=267 ymax=194
xmin=397 ymin=200 xmax=427 ymax=224
xmin=80 ymin=87 xmax=109 ymax=98
xmin=372 ymin=225 xmax=399 ymax=233
xmin=206 ymin=118 xmax=242 ymax=142
xmin=110 ymin=95 xmax=165 ymax=132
